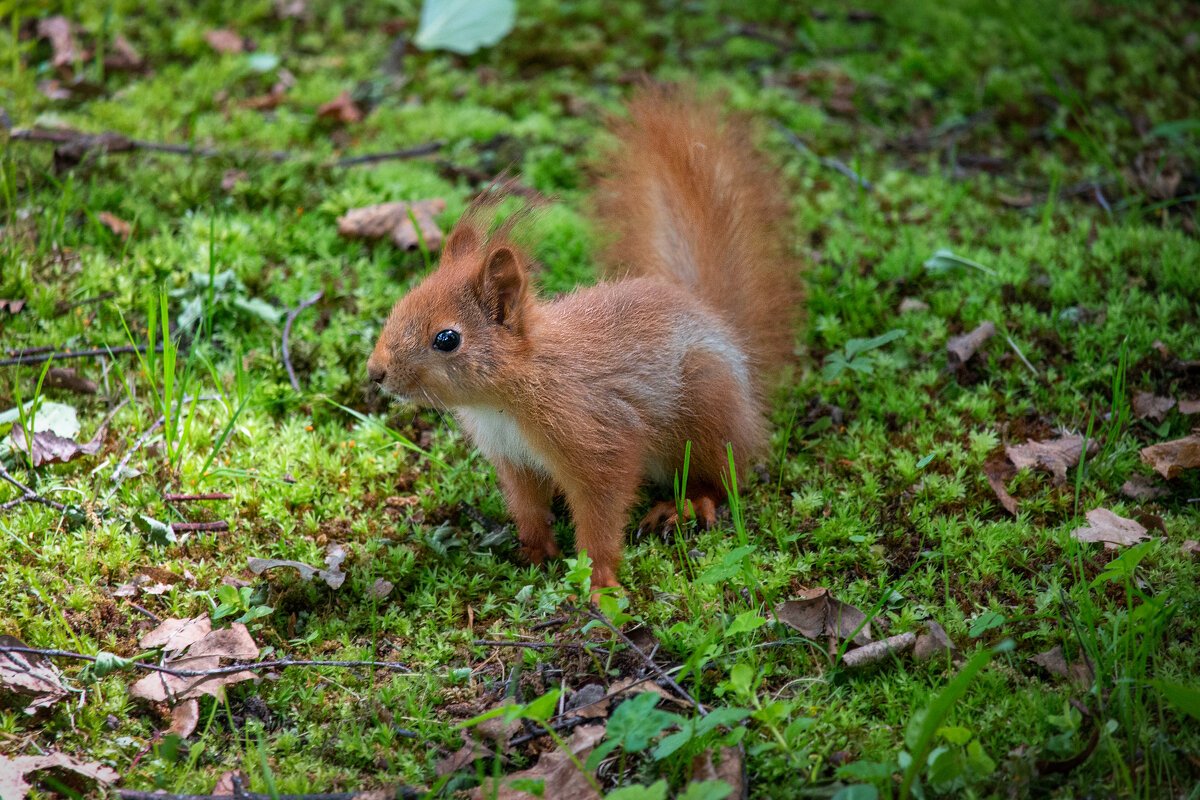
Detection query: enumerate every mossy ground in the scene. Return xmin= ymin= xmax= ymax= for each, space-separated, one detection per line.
xmin=2 ymin=1 xmax=1199 ymax=798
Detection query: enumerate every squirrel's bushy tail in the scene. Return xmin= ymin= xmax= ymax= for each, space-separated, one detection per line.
xmin=593 ymin=85 xmax=800 ymax=386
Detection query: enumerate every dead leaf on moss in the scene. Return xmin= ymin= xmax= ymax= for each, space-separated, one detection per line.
xmin=1140 ymin=431 xmax=1200 ymax=479
xmin=773 ymin=587 xmax=876 ymax=646
xmin=97 ymin=211 xmax=131 ymax=240
xmin=0 ymin=635 xmax=69 ymax=714
xmin=608 ymin=675 xmax=693 ymax=710
xmin=205 ymin=29 xmax=245 ymax=54
xmin=472 ymin=723 xmax=606 ymax=800
xmin=248 ymin=542 xmax=346 ymax=589
xmin=45 ymin=367 xmax=97 ymax=395
xmin=898 ymin=297 xmax=929 ymax=313
xmin=336 ymin=199 xmax=447 ymax=251
xmin=1071 ymin=508 xmax=1150 ymax=550
xmin=1120 ymin=474 xmax=1168 ymax=501
xmin=221 ymin=169 xmax=249 ymax=192
xmin=1 ymin=299 xmax=26 ymax=314
xmin=0 ymin=752 xmax=118 ymax=800
xmin=1030 ymin=645 xmax=1093 ymax=688
xmin=1133 ymin=391 xmax=1175 ymax=422
xmin=690 ymin=745 xmax=745 ymax=798
xmin=982 ymin=454 xmax=1020 ymax=515
xmin=317 ymin=90 xmax=364 ymax=124
xmin=129 ymin=617 xmax=259 ymax=703
xmin=1179 ymin=400 xmax=1200 ymax=415
xmin=212 ymin=771 xmax=251 ymax=796
xmin=1182 ymin=540 xmax=1200 ymax=558
xmin=947 ymin=321 xmax=996 ymax=367
xmin=167 ymin=698 xmax=200 ymax=738
xmin=37 ymin=17 xmax=80 ymax=70
xmin=9 ymin=422 xmax=105 ymax=467
xmin=914 ymin=620 xmax=958 ymax=661
xmin=1006 ymin=434 xmax=1097 ymax=485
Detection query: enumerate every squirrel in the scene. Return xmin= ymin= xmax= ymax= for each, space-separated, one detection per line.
xmin=367 ymin=86 xmax=800 ymax=595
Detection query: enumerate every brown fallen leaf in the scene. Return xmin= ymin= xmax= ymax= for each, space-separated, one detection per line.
xmin=1182 ymin=540 xmax=1200 ymax=558
xmin=275 ymin=0 xmax=309 ymax=19
xmin=317 ymin=90 xmax=364 ymax=124
xmin=105 ymin=34 xmax=144 ymax=71
xmin=221 ymin=169 xmax=249 ymax=192
xmin=982 ymin=453 xmax=1020 ymax=515
xmin=1071 ymin=508 xmax=1150 ymax=550
xmin=1006 ymin=434 xmax=1097 ymax=485
xmin=1030 ymin=645 xmax=1093 ymax=688
xmin=1120 ymin=474 xmax=1168 ymax=501
xmin=1139 ymin=431 xmax=1200 ymax=479
xmin=898 ymin=297 xmax=930 ymax=313
xmin=608 ymin=675 xmax=693 ymax=710
xmin=44 ymin=367 xmax=97 ymax=395
xmin=0 ymin=635 xmax=69 ymax=714
xmin=997 ymin=191 xmax=1035 ymax=208
xmin=167 ymin=698 xmax=200 ymax=738
xmin=98 ymin=211 xmax=132 ymax=240
xmin=212 ymin=771 xmax=251 ymax=796
xmin=947 ymin=321 xmax=997 ymax=367
xmin=129 ymin=617 xmax=259 ymax=702
xmin=336 ymin=199 xmax=447 ymax=252
xmin=248 ymin=542 xmax=347 ymax=589
xmin=472 ymin=723 xmax=606 ymax=800
xmin=37 ymin=16 xmax=80 ymax=70
xmin=1179 ymin=399 xmax=1200 ymax=415
xmin=9 ymin=422 xmax=105 ymax=467
xmin=1133 ymin=391 xmax=1175 ymax=422
xmin=913 ymin=620 xmax=958 ymax=661
xmin=774 ymin=587 xmax=876 ymax=646
xmin=0 ymin=752 xmax=119 ymax=800
xmin=0 ymin=299 xmax=26 ymax=313
xmin=372 ymin=578 xmax=394 ymax=600
xmin=690 ymin=745 xmax=745 ymax=798
xmin=841 ymin=631 xmax=917 ymax=668
xmin=436 ymin=735 xmax=504 ymax=777
xmin=205 ymin=29 xmax=245 ymax=54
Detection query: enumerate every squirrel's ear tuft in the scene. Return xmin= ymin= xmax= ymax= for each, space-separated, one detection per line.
xmin=477 ymin=245 xmax=527 ymax=327
xmin=445 ymin=220 xmax=481 ymax=260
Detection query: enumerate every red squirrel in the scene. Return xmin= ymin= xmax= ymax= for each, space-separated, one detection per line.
xmin=367 ymin=87 xmax=799 ymax=594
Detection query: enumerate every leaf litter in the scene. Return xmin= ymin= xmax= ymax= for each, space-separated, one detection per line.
xmin=1139 ymin=430 xmax=1200 ymax=479
xmin=248 ymin=542 xmax=347 ymax=589
xmin=0 ymin=635 xmax=70 ymax=714
xmin=337 ymin=199 xmax=447 ymax=251
xmin=128 ymin=615 xmax=260 ymax=703
xmin=1071 ymin=508 xmax=1154 ymax=550
xmin=0 ymin=751 xmax=118 ymax=800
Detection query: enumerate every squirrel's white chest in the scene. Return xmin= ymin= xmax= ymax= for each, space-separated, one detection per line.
xmin=454 ymin=405 xmax=548 ymax=474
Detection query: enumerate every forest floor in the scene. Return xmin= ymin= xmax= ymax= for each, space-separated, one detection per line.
xmin=1 ymin=1 xmax=1199 ymax=798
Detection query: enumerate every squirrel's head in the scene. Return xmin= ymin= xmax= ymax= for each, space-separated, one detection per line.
xmin=367 ymin=209 xmax=533 ymax=408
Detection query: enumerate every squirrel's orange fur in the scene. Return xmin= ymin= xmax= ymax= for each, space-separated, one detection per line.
xmin=367 ymin=86 xmax=800 ymax=594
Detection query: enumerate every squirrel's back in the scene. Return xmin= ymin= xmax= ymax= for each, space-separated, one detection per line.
xmin=593 ymin=86 xmax=800 ymax=399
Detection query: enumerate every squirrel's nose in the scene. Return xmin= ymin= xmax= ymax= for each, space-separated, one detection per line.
xmin=367 ymin=361 xmax=387 ymax=384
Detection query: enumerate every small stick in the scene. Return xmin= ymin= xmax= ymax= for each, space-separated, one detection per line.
xmin=172 ymin=521 xmax=229 ymax=533
xmin=774 ymin=121 xmax=874 ymax=192
xmin=282 ymin=290 xmax=324 ymax=392
xmin=117 ymin=788 xmax=421 ymax=800
xmin=840 ymin=632 xmax=917 ymax=668
xmin=128 ymin=604 xmax=161 ymax=623
xmin=0 ymin=643 xmax=411 ymax=677
xmin=1005 ymin=334 xmax=1039 ymax=378
xmin=111 ymin=394 xmax=222 ymax=482
xmin=472 ymin=640 xmax=604 ymax=653
xmin=0 ymin=344 xmax=161 ymax=368
xmin=333 ymin=141 xmax=445 ymax=167
xmin=0 ymin=463 xmax=67 ymax=512
xmin=530 ymin=617 xmax=570 ymax=631
xmin=164 ymin=492 xmax=233 ymax=502
xmin=579 ymin=606 xmax=708 ymax=715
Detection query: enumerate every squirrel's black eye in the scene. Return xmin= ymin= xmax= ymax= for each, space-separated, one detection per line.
xmin=432 ymin=329 xmax=461 ymax=352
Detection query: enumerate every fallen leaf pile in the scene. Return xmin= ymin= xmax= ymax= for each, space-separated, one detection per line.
xmin=337 ymin=198 xmax=447 ymax=251
xmin=472 ymin=724 xmax=606 ymax=800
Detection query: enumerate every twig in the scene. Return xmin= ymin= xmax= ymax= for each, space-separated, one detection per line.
xmin=840 ymin=632 xmax=916 ymax=668
xmin=128 ymin=604 xmax=161 ymax=623
xmin=0 ymin=643 xmax=411 ymax=677
xmin=54 ymin=292 xmax=117 ymax=317
xmin=172 ymin=521 xmax=229 ymax=533
xmin=111 ymin=394 xmax=222 ymax=482
xmin=472 ymin=640 xmax=604 ymax=653
xmin=0 ymin=343 xmax=161 ymax=368
xmin=773 ymin=121 xmax=874 ymax=192
xmin=282 ymin=290 xmax=324 ymax=392
xmin=0 ymin=463 xmax=67 ymax=512
xmin=117 ymin=788 xmax=421 ymax=800
xmin=1004 ymin=335 xmax=1039 ymax=378
xmin=164 ymin=492 xmax=233 ymax=502
xmin=578 ymin=606 xmax=708 ymax=715
xmin=530 ymin=617 xmax=570 ymax=631
xmin=333 ymin=141 xmax=445 ymax=167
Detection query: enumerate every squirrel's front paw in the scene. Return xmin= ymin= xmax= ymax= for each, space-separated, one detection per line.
xmin=519 ymin=540 xmax=561 ymax=565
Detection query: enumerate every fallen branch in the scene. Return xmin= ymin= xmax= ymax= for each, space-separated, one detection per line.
xmin=0 ymin=643 xmax=411 ymax=678
xmin=578 ymin=606 xmax=708 ymax=715
xmin=171 ymin=520 xmax=229 ymax=533
xmin=282 ymin=290 xmax=324 ymax=392
xmin=0 ymin=343 xmax=161 ymax=368
xmin=774 ymin=121 xmax=874 ymax=192
xmin=472 ymin=639 xmax=604 ymax=653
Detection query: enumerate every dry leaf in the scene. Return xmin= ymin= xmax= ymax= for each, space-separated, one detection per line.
xmin=275 ymin=0 xmax=309 ymax=19
xmin=689 ymin=745 xmax=745 ymax=798
xmin=0 ymin=299 xmax=26 ymax=314
xmin=205 ymin=29 xmax=245 ymax=54
xmin=105 ymin=35 xmax=144 ymax=71
xmin=0 ymin=635 xmax=69 ymax=714
xmin=212 ymin=771 xmax=250 ymax=796
xmin=947 ymin=321 xmax=997 ymax=367
xmin=435 ymin=737 xmax=503 ymax=777
xmin=841 ymin=631 xmax=917 ymax=668
xmin=476 ymin=698 xmax=522 ymax=748
xmin=1071 ymin=508 xmax=1150 ymax=550
xmin=1182 ymin=540 xmax=1200 ymax=558
xmin=608 ymin=676 xmax=692 ymax=710
xmin=372 ymin=578 xmax=394 ymax=600
xmin=0 ymin=752 xmax=119 ymax=800
xmin=1133 ymin=391 xmax=1175 ymax=422
xmin=472 ymin=724 xmax=606 ymax=800
xmin=998 ymin=191 xmax=1035 ymax=208
xmin=317 ymin=90 xmax=364 ymax=124
xmin=9 ymin=422 xmax=104 ymax=467
xmin=1179 ymin=400 xmax=1200 ymax=415
xmin=1006 ymin=434 xmax=1097 ymax=485
xmin=45 ymin=367 xmax=97 ymax=395
xmin=167 ymin=698 xmax=200 ymax=738
xmin=336 ymin=199 xmax=447 ymax=251
xmin=982 ymin=454 xmax=1020 ymax=515
xmin=1030 ymin=645 xmax=1093 ymax=688
xmin=140 ymin=615 xmax=211 ymax=652
xmin=913 ymin=620 xmax=958 ymax=661
xmin=898 ymin=297 xmax=930 ymax=313
xmin=1140 ymin=431 xmax=1200 ymax=479
xmin=248 ymin=542 xmax=346 ymax=589
xmin=1120 ymin=474 xmax=1168 ymax=501
xmin=221 ymin=169 xmax=249 ymax=192
xmin=774 ymin=587 xmax=876 ymax=646
xmin=129 ymin=619 xmax=259 ymax=702
xmin=98 ymin=211 xmax=131 ymax=240
xmin=37 ymin=17 xmax=80 ymax=69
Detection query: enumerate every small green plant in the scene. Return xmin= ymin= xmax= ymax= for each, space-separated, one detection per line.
xmin=212 ymin=584 xmax=273 ymax=625
xmin=822 ymin=330 xmax=906 ymax=381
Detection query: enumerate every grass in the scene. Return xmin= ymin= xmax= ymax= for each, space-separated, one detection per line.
xmin=2 ymin=0 xmax=1199 ymax=798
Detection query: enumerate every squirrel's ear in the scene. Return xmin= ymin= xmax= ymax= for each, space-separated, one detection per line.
xmin=477 ymin=245 xmax=527 ymax=327
xmin=445 ymin=221 xmax=480 ymax=260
